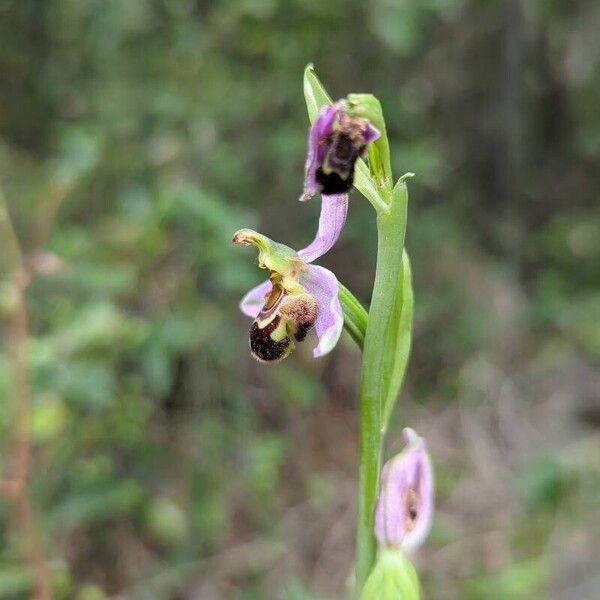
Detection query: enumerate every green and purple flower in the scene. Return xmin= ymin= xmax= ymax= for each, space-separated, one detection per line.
xmin=301 ymin=102 xmax=380 ymax=201
xmin=234 ymin=194 xmax=348 ymax=362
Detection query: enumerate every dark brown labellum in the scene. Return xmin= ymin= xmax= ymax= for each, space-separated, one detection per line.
xmin=316 ymin=125 xmax=367 ymax=195
xmin=249 ymin=289 xmax=317 ymax=362
xmin=250 ymin=317 xmax=292 ymax=363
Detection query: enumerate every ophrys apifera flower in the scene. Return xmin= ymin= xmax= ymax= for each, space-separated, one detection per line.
xmin=234 ymin=194 xmax=348 ymax=362
xmin=301 ymin=102 xmax=380 ymax=201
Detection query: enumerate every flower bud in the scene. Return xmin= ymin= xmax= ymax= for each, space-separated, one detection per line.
xmin=375 ymin=428 xmax=434 ymax=553
xmin=361 ymin=548 xmax=420 ymax=600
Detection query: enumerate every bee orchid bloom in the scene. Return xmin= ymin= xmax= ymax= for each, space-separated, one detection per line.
xmin=301 ymin=102 xmax=380 ymax=201
xmin=234 ymin=194 xmax=347 ymax=362
xmin=374 ymin=428 xmax=434 ymax=554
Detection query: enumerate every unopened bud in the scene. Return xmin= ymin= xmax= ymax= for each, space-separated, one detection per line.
xmin=375 ymin=428 xmax=434 ymax=553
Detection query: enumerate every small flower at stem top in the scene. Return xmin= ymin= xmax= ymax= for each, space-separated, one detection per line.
xmin=233 ymin=195 xmax=348 ymax=362
xmin=301 ymin=102 xmax=380 ymax=201
xmin=374 ymin=428 xmax=434 ymax=554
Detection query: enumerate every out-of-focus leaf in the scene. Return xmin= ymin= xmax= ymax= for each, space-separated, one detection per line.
xmin=284 ymin=580 xmax=329 ymax=600
xmin=0 ymin=566 xmax=31 ymax=597
xmin=45 ymin=302 xmax=142 ymax=357
xmin=146 ymin=497 xmax=188 ymax=547
xmin=463 ymin=558 xmax=548 ymax=600
xmin=519 ymin=456 xmax=569 ymax=512
xmin=271 ymin=365 xmax=322 ymax=407
xmin=48 ymin=480 xmax=144 ymax=528
xmin=31 ymin=393 xmax=67 ymax=441
xmin=248 ymin=434 xmax=286 ymax=503
xmin=76 ymin=585 xmax=108 ymax=600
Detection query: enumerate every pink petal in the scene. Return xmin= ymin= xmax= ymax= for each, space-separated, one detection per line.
xmin=301 ymin=264 xmax=343 ymax=357
xmin=364 ymin=122 xmax=381 ymax=144
xmin=239 ymin=280 xmax=272 ymax=318
xmin=297 ymin=193 xmax=348 ymax=263
xmin=300 ymin=104 xmax=340 ymax=202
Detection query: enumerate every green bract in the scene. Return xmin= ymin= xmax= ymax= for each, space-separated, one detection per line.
xmin=361 ymin=549 xmax=421 ymax=600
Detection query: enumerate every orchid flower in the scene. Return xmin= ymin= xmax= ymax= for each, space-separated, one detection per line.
xmin=301 ymin=102 xmax=380 ymax=202
xmin=234 ymin=194 xmax=348 ymax=362
xmin=374 ymin=428 xmax=434 ymax=554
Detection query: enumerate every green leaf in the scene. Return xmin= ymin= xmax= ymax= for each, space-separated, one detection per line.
xmin=48 ymin=480 xmax=143 ymax=528
xmin=381 ymin=249 xmax=414 ymax=433
xmin=339 ymin=282 xmax=368 ymax=350
xmin=303 ymin=65 xmax=387 ymax=212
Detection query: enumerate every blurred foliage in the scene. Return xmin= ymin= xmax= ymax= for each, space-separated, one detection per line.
xmin=0 ymin=0 xmax=598 ymax=598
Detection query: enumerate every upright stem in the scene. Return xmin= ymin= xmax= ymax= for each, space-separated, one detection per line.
xmin=356 ymin=187 xmax=407 ymax=591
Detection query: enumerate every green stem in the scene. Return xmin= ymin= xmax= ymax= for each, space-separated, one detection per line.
xmin=356 ymin=182 xmax=408 ymax=592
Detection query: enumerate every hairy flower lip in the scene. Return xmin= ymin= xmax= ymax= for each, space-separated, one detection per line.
xmin=247 ymin=287 xmax=319 ymax=364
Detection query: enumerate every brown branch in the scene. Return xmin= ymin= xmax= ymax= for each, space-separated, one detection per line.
xmin=1 ymin=194 xmax=52 ymax=600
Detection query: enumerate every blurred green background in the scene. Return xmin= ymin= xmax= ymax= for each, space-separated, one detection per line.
xmin=0 ymin=0 xmax=599 ymax=598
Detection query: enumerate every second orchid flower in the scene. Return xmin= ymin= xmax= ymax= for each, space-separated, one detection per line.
xmin=301 ymin=102 xmax=380 ymax=201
